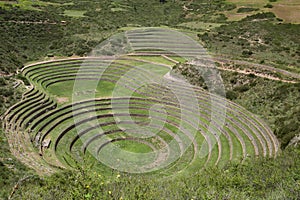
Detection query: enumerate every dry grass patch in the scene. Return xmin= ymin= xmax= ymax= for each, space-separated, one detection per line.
xmin=271 ymin=4 xmax=300 ymax=23
xmin=222 ymin=0 xmax=266 ymax=21
xmin=226 ymin=0 xmax=268 ymax=7
xmin=56 ymin=97 xmax=69 ymax=104
xmin=221 ymin=9 xmax=253 ymax=21
xmin=224 ymin=0 xmax=300 ymax=23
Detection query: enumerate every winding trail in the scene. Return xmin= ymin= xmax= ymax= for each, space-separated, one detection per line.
xmin=212 ymin=56 xmax=300 ymax=80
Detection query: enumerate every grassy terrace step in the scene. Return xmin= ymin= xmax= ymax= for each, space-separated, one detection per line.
xmin=23 ymin=60 xmax=84 ymax=76
xmin=17 ymin=99 xmax=55 ymax=129
xmin=42 ymin=101 xmax=202 ymax=150
xmin=4 ymin=90 xmax=44 ymax=124
xmin=22 ymin=87 xmax=35 ymax=98
xmin=25 ymin=59 xmax=166 ymax=80
xmin=14 ymin=90 xmax=268 ymax=164
xmin=34 ymin=97 xmax=244 ymax=170
xmin=23 ymin=58 xmax=144 ymax=78
xmin=147 ymin=82 xmax=277 ymax=156
xmin=37 ymin=68 xmax=137 ymax=86
xmin=23 ymin=59 xmax=169 ymax=92
xmin=28 ymin=96 xmax=213 ymax=168
xmin=50 ymin=114 xmax=199 ymax=171
xmin=127 ymin=83 xmax=266 ymax=154
xmin=25 ymin=61 xmax=114 ymax=79
xmin=22 ymin=58 xmax=89 ymax=73
xmin=126 ymin=30 xmax=206 ymax=57
xmin=3 ymin=89 xmax=39 ymax=119
xmin=12 ymin=95 xmax=49 ymax=125
xmin=143 ymin=94 xmax=258 ymax=157
xmin=5 ymin=129 xmax=56 ymax=175
xmin=30 ymin=89 xmax=255 ymax=162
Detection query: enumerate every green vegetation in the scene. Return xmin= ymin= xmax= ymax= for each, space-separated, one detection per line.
xmin=6 ymin=147 xmax=300 ymax=199
xmin=176 ymin=21 xmax=223 ymax=31
xmin=199 ymin=14 xmax=300 ymax=71
xmin=0 ymin=0 xmax=299 ymax=199
xmin=0 ymin=76 xmax=22 ymax=115
xmin=0 ymin=0 xmax=60 ymax=11
xmin=116 ymin=140 xmax=153 ymax=153
xmin=237 ymin=7 xmax=259 ymax=13
xmin=63 ymin=10 xmax=86 ymax=17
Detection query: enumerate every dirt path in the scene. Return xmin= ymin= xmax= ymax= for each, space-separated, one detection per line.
xmin=163 ymin=72 xmax=185 ymax=83
xmin=0 ymin=20 xmax=58 ymax=25
xmin=212 ymin=56 xmax=300 ymax=80
xmin=216 ymin=64 xmax=297 ymax=83
xmin=160 ymin=54 xmax=299 ymax=83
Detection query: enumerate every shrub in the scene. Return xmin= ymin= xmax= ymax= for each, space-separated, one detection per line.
xmin=242 ymin=49 xmax=253 ymax=57
xmin=16 ymin=74 xmax=30 ymax=86
xmin=226 ymin=90 xmax=238 ymax=100
xmin=0 ymin=78 xmax=7 ymax=86
xmin=264 ymin=4 xmax=273 ymax=8
xmin=237 ymin=7 xmax=259 ymax=13
xmin=233 ymin=85 xmax=250 ymax=92
xmin=242 ymin=12 xmax=276 ymax=21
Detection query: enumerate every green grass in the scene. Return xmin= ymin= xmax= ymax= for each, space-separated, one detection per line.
xmin=47 ymin=80 xmax=74 ymax=99
xmin=0 ymin=0 xmax=59 ymax=10
xmin=46 ymin=80 xmax=118 ymax=105
xmin=168 ymin=56 xmax=187 ymax=63
xmin=115 ymin=140 xmax=153 ymax=153
xmin=110 ymin=0 xmax=131 ymax=12
xmin=63 ymin=10 xmax=86 ymax=18
xmin=131 ymin=56 xmax=175 ymax=67
xmin=111 ymin=7 xmax=128 ymax=12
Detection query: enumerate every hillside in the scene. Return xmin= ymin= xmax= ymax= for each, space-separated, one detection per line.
xmin=0 ymin=0 xmax=299 ymax=199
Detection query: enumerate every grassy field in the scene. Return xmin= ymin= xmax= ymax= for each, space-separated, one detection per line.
xmin=225 ymin=0 xmax=300 ymax=23
xmin=47 ymin=80 xmax=116 ymax=105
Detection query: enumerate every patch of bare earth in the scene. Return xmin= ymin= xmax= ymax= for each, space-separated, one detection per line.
xmin=57 ymin=97 xmax=69 ymax=103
